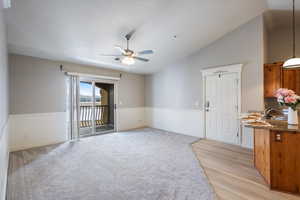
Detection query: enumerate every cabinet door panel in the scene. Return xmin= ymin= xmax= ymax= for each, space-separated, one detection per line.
xmin=254 ymin=129 xmax=270 ymax=184
xmin=270 ymin=131 xmax=300 ymax=193
xmin=264 ymin=63 xmax=282 ymax=98
xmin=282 ymin=69 xmax=300 ymax=95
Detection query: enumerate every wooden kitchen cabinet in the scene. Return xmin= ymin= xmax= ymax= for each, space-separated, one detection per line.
xmin=254 ymin=128 xmax=300 ymax=194
xmin=270 ymin=131 xmax=300 ymax=193
xmin=282 ymin=68 xmax=300 ymax=95
xmin=264 ymin=62 xmax=300 ymax=97
xmin=264 ymin=63 xmax=282 ymax=98
xmin=254 ymin=128 xmax=271 ymax=184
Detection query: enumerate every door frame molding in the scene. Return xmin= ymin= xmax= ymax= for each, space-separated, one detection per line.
xmin=201 ymin=63 xmax=243 ymax=144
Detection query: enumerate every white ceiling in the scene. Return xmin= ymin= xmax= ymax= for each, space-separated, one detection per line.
xmin=5 ymin=0 xmax=269 ymax=74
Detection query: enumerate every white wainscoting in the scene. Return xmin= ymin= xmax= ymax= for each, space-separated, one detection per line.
xmin=8 ymin=109 xmax=253 ymax=152
xmin=145 ymin=107 xmax=204 ymax=138
xmin=117 ymin=107 xmax=146 ymax=131
xmin=0 ymin=121 xmax=9 ymax=200
xmin=9 ymin=108 xmax=146 ymax=151
xmin=9 ymin=112 xmax=68 ymax=152
xmin=241 ymin=126 xmax=254 ymax=149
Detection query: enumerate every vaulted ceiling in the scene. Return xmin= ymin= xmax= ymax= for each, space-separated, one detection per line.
xmin=4 ymin=0 xmax=288 ymax=74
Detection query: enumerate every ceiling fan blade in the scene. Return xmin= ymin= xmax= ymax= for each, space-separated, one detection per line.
xmin=133 ymin=56 xmax=149 ymax=62
xmin=114 ymin=45 xmax=126 ymax=54
xmin=138 ymin=50 xmax=154 ymax=55
xmin=99 ymin=54 xmax=122 ymax=57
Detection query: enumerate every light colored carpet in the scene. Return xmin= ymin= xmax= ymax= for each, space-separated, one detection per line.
xmin=7 ymin=128 xmax=216 ymax=200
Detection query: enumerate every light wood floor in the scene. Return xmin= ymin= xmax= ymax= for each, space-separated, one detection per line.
xmin=191 ymin=139 xmax=300 ymax=200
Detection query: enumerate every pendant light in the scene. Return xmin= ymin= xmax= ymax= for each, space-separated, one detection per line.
xmin=283 ymin=0 xmax=300 ymax=68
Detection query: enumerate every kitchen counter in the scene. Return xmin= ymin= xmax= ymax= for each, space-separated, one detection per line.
xmin=241 ymin=112 xmax=300 ymax=194
xmin=245 ymin=119 xmax=300 ymax=132
xmin=251 ymin=127 xmax=300 ymax=194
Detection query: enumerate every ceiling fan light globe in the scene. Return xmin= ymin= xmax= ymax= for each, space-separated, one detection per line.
xmin=283 ymin=58 xmax=300 ymax=68
xmin=121 ymin=56 xmax=135 ymax=65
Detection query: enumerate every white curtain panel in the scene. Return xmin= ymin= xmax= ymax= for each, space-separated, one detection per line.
xmin=67 ymin=75 xmax=80 ymax=141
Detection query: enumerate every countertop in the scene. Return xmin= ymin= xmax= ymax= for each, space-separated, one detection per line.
xmin=244 ymin=119 xmax=300 ymax=132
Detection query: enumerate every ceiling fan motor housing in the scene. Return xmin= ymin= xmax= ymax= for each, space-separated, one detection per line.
xmin=101 ymin=30 xmax=153 ymax=64
xmin=124 ymin=49 xmax=134 ymax=56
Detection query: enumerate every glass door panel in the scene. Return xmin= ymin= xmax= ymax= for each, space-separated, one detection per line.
xmin=94 ymin=82 xmax=114 ymax=134
xmin=79 ymin=81 xmax=93 ymax=137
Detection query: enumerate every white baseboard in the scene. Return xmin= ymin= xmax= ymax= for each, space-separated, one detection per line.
xmin=145 ymin=107 xmax=204 ymax=138
xmin=9 ymin=112 xmax=67 ymax=152
xmin=0 ymin=121 xmax=9 ymax=200
xmin=117 ymin=107 xmax=146 ymax=131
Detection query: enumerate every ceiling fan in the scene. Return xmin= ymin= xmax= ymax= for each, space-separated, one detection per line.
xmin=101 ymin=31 xmax=154 ymax=65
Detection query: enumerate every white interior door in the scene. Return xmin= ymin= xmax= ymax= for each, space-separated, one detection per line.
xmin=205 ymin=74 xmax=219 ymax=141
xmin=205 ymin=72 xmax=239 ymax=144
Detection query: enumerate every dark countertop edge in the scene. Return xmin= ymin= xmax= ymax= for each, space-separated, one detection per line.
xmin=244 ymin=124 xmax=300 ymax=133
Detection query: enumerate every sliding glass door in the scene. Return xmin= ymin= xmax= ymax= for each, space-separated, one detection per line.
xmin=79 ymin=81 xmax=93 ymax=137
xmin=79 ymin=79 xmax=115 ymax=137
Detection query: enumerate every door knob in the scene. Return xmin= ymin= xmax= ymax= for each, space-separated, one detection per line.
xmin=205 ymin=101 xmax=210 ymax=112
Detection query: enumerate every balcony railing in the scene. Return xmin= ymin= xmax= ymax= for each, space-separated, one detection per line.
xmin=80 ymin=104 xmax=109 ymax=128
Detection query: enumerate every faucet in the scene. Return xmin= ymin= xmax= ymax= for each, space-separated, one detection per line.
xmin=263 ymin=107 xmax=283 ymax=119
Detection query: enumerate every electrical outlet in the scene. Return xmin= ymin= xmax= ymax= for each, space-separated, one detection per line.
xmin=275 ymin=133 xmax=282 ymax=142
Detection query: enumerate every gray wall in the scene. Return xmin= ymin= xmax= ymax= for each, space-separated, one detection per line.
xmin=9 ymin=54 xmax=66 ymax=114
xmin=146 ymin=15 xmax=265 ymax=112
xmin=0 ymin=10 xmax=8 ymax=134
xmin=263 ymin=20 xmax=269 ymax=64
xmin=0 ymin=7 xmax=9 ymax=200
xmin=266 ymin=27 xmax=300 ymax=63
xmin=118 ymin=73 xmax=145 ymax=108
xmin=9 ymin=54 xmax=145 ymax=115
